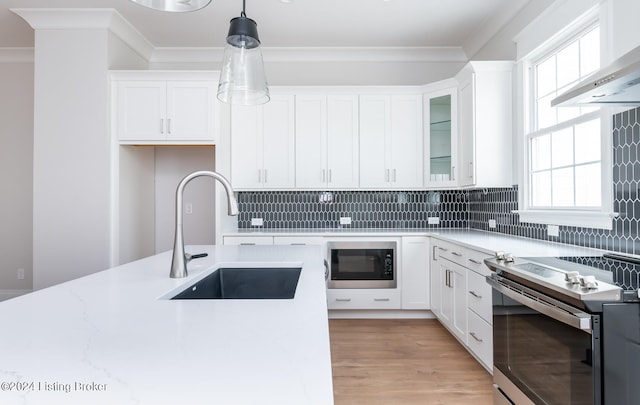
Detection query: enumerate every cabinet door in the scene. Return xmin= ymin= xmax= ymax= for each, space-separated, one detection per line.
xmin=425 ymin=88 xmax=458 ymax=187
xmin=166 ymin=81 xmax=216 ymax=141
xmin=295 ymin=95 xmax=327 ymax=188
xmin=327 ymin=95 xmax=359 ymax=188
xmin=262 ymin=95 xmax=295 ymax=188
xmin=390 ymin=95 xmax=423 ymax=188
xmin=440 ymin=261 xmax=454 ymax=326
xmin=401 ymin=237 xmax=430 ymax=309
xmin=117 ymin=81 xmax=166 ymax=141
xmin=458 ymin=75 xmax=475 ymax=187
xmin=430 ymin=243 xmax=442 ymax=317
xmin=359 ymin=95 xmax=390 ymax=188
xmin=451 ymin=263 xmax=468 ymax=342
xmin=231 ymin=104 xmax=263 ymax=189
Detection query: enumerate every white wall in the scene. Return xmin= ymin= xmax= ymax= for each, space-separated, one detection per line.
xmin=0 ymin=62 xmax=33 ymax=293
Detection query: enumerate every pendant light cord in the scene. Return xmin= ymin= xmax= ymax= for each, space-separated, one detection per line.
xmin=241 ymin=0 xmax=246 ymax=17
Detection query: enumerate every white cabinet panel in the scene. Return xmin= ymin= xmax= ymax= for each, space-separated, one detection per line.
xmin=467 ymin=268 xmax=493 ymax=324
xmin=401 ymin=236 xmax=430 ymax=310
xmin=359 ymin=94 xmax=423 ymax=189
xmin=425 ymin=87 xmax=458 ymax=188
xmin=467 ymin=309 xmax=493 ymax=371
xmin=455 ymin=61 xmax=513 ymax=188
xmin=116 ymin=79 xmax=216 ymax=143
xmin=295 ymin=95 xmax=359 ymax=189
xmin=231 ymin=95 xmax=295 ymax=189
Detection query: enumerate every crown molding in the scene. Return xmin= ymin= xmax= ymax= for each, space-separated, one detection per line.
xmin=150 ymin=46 xmax=468 ymax=64
xmin=0 ymin=47 xmax=34 ymax=63
xmin=10 ymin=8 xmax=154 ymax=61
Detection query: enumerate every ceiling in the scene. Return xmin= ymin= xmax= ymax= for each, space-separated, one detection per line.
xmin=0 ymin=0 xmax=532 ymax=54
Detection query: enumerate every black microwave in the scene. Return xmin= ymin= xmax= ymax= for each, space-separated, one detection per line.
xmin=327 ymin=241 xmax=396 ymax=289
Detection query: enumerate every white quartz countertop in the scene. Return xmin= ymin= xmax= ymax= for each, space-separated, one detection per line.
xmin=225 ymin=228 xmax=605 ymax=257
xmin=0 ymin=245 xmax=333 ymax=405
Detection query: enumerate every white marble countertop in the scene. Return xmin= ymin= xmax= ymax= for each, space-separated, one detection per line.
xmin=0 ymin=245 xmax=333 ymax=405
xmin=225 ymin=228 xmax=605 ymax=257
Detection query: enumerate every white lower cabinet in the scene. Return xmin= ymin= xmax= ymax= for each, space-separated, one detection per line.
xmin=326 ymin=288 xmax=401 ymax=310
xmin=430 ymin=237 xmax=493 ymax=372
xmin=401 ymin=236 xmax=430 ymax=309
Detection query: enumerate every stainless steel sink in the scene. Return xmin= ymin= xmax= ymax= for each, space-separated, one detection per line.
xmin=170 ymin=267 xmax=302 ymax=300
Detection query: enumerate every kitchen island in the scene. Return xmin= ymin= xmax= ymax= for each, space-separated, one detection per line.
xmin=0 ymin=245 xmax=333 ymax=405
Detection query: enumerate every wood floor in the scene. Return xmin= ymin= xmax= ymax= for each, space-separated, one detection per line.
xmin=329 ymin=319 xmax=493 ymax=405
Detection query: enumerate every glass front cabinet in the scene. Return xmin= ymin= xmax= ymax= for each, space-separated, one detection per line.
xmin=424 ymin=86 xmax=458 ymax=188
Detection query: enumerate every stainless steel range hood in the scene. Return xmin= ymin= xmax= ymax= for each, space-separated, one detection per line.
xmin=552 ymin=45 xmax=640 ymax=106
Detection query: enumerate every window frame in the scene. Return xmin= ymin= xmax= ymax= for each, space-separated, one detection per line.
xmin=516 ymin=16 xmax=617 ymax=230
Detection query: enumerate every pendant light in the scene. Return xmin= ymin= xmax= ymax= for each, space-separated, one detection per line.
xmin=217 ymin=0 xmax=270 ymax=105
xmin=129 ymin=0 xmax=212 ymax=12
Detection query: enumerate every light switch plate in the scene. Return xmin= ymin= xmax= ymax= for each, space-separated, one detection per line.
xmin=339 ymin=217 xmax=352 ymax=225
xmin=428 ymin=217 xmax=440 ymax=225
xmin=547 ymin=224 xmax=559 ymax=237
xmin=251 ymin=218 xmax=264 ymax=227
xmin=488 ymin=219 xmax=497 ymax=229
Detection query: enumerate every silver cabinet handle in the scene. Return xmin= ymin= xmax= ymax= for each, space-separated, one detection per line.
xmin=438 ymin=247 xmax=448 ymax=252
xmin=432 ymin=245 xmax=438 ymax=259
xmin=167 ymin=118 xmax=172 ymax=134
xmin=451 ymin=166 xmax=455 ymax=181
xmin=469 ymin=290 xmax=482 ymax=299
xmin=328 ymin=169 xmax=332 ymax=183
xmin=335 ymin=298 xmax=351 ymax=302
xmin=264 ymin=169 xmax=268 ymax=183
xmin=470 ymin=332 xmax=483 ymax=342
xmin=374 ymin=298 xmax=390 ymax=302
xmin=385 ymin=169 xmax=390 ymax=182
xmin=290 ymin=243 xmax=306 ymax=246
xmin=469 ymin=161 xmax=473 ymax=178
xmin=468 ymin=258 xmax=482 ymax=265
xmin=160 ymin=118 xmax=164 ymax=134
xmin=240 ymin=243 xmax=256 ymax=246
xmin=392 ymin=168 xmax=397 ymax=182
xmin=451 ymin=251 xmax=463 ymax=257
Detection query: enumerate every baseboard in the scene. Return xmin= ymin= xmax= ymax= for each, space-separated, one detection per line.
xmin=0 ymin=289 xmax=32 ymax=302
xmin=328 ymin=309 xmax=435 ymax=319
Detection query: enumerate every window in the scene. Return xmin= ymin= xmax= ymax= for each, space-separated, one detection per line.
xmin=519 ymin=23 xmax=615 ymax=229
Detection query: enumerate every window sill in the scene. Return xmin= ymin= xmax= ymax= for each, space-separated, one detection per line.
xmin=513 ymin=210 xmax=618 ymax=230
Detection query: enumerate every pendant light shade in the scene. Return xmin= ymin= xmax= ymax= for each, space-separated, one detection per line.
xmin=129 ymin=0 xmax=212 ymax=12
xmin=217 ymin=3 xmax=270 ymax=105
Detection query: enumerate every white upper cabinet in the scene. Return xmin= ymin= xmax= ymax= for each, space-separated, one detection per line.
xmin=455 ymin=61 xmax=513 ymax=188
xmin=295 ymin=95 xmax=359 ymax=189
xmin=113 ymin=72 xmax=218 ymax=143
xmin=231 ymin=95 xmax=295 ymax=190
xmin=424 ymin=83 xmax=458 ymax=188
xmin=359 ymin=94 xmax=423 ymax=189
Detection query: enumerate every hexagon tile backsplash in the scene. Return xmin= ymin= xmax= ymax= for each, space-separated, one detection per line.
xmin=237 ymin=107 xmax=640 ymax=255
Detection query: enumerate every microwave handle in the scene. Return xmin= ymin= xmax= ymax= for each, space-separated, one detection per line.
xmin=487 ymin=274 xmax=592 ymax=333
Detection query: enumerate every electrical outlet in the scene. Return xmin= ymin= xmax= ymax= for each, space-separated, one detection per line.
xmin=488 ymin=219 xmax=497 ymax=229
xmin=428 ymin=217 xmax=440 ymax=225
xmin=547 ymin=224 xmax=560 ymax=237
xmin=251 ymin=218 xmax=264 ymax=227
xmin=17 ymin=268 xmax=24 ymax=280
xmin=339 ymin=217 xmax=352 ymax=225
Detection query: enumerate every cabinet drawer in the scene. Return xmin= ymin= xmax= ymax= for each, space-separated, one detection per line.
xmin=273 ymin=236 xmax=324 ymax=246
xmin=466 ymin=249 xmax=492 ymax=276
xmin=467 ymin=269 xmax=492 ymax=323
xmin=435 ymin=241 xmax=466 ymax=266
xmin=327 ymin=289 xmax=401 ymax=309
xmin=223 ymin=236 xmax=274 ymax=245
xmin=467 ymin=309 xmax=493 ymax=371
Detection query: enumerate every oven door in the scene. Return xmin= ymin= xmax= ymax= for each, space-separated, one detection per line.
xmin=487 ymin=274 xmax=601 ymax=405
xmin=327 ymin=242 xmax=396 ymax=289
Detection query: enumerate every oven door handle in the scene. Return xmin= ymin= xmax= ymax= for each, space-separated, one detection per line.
xmin=487 ymin=274 xmax=593 ymax=333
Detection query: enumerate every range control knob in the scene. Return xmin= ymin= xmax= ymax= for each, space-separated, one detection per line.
xmin=581 ymin=275 xmax=598 ymax=290
xmin=504 ymin=254 xmax=515 ymax=263
xmin=565 ymin=271 xmax=581 ymax=284
xmin=495 ymin=251 xmax=505 ymax=261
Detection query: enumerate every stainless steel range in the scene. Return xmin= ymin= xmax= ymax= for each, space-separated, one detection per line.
xmin=485 ymin=252 xmax=640 ymax=405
